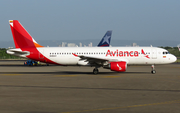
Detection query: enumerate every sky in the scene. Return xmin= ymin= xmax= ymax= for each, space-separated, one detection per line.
xmin=0 ymin=0 xmax=180 ymax=47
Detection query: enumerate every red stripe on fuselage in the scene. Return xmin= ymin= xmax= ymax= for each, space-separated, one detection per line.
xmin=24 ymin=48 xmax=60 ymax=65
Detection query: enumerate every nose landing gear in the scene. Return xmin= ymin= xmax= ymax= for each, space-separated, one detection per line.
xmin=151 ymin=65 xmax=156 ymax=74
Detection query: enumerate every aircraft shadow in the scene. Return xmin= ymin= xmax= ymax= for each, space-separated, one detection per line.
xmin=0 ymin=71 xmax=150 ymax=75
xmin=0 ymin=84 xmax=180 ymax=92
xmin=56 ymin=71 xmax=150 ymax=75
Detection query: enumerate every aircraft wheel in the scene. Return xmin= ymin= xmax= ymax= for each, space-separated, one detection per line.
xmin=93 ymin=68 xmax=99 ymax=75
xmin=151 ymin=70 xmax=156 ymax=74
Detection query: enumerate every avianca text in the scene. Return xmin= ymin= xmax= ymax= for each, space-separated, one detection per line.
xmin=106 ymin=50 xmax=139 ymax=57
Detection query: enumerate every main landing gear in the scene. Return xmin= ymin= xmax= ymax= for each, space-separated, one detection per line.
xmin=151 ymin=65 xmax=156 ymax=74
xmin=93 ymin=68 xmax=99 ymax=75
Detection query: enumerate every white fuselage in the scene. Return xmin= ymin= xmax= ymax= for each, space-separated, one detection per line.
xmin=35 ymin=47 xmax=176 ymax=65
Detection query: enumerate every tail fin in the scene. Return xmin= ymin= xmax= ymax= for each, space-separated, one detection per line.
xmin=9 ymin=20 xmax=43 ymax=48
xmin=97 ymin=31 xmax=112 ymax=47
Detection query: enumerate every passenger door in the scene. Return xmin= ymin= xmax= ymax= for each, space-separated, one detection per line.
xmin=151 ymin=49 xmax=157 ymax=59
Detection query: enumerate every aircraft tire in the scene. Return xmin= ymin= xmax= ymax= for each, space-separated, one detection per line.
xmin=151 ymin=70 xmax=156 ymax=74
xmin=93 ymin=68 xmax=99 ymax=75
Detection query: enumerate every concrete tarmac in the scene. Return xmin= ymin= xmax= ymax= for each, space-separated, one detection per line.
xmin=0 ymin=60 xmax=180 ymax=113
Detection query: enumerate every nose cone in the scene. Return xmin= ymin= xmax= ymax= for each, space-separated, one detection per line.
xmin=171 ymin=55 xmax=177 ymax=63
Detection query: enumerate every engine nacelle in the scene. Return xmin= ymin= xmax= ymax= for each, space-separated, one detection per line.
xmin=110 ymin=61 xmax=127 ymax=72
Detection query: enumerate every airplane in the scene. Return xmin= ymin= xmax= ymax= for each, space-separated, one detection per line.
xmin=22 ymin=30 xmax=112 ymax=66
xmin=7 ymin=20 xmax=177 ymax=74
xmin=97 ymin=31 xmax=112 ymax=47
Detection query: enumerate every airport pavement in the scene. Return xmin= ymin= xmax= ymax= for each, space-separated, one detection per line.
xmin=0 ymin=60 xmax=180 ymax=113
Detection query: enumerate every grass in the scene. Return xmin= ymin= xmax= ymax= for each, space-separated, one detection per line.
xmin=176 ymin=57 xmax=180 ymax=63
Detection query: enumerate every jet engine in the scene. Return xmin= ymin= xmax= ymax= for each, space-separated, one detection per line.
xmin=104 ymin=61 xmax=127 ymax=72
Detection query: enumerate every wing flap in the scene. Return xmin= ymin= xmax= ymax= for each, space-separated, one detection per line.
xmin=73 ymin=53 xmax=126 ymax=66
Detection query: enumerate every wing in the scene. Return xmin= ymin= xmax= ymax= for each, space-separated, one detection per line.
xmin=73 ymin=53 xmax=122 ymax=66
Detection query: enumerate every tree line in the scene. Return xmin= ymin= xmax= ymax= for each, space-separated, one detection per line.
xmin=0 ymin=48 xmax=22 ymax=59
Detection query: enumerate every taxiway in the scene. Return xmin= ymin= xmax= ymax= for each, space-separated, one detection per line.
xmin=0 ymin=60 xmax=180 ymax=113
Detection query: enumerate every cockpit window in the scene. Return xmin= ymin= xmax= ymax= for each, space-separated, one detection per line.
xmin=163 ymin=51 xmax=170 ymax=54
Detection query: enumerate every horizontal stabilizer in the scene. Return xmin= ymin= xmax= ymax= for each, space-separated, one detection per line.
xmin=7 ymin=48 xmax=30 ymax=57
